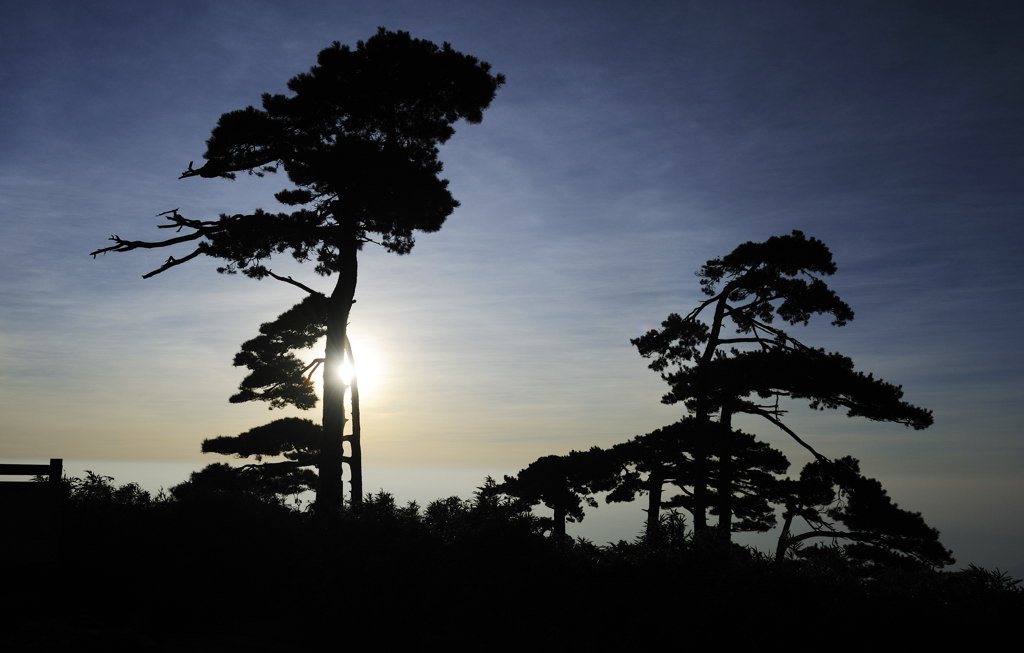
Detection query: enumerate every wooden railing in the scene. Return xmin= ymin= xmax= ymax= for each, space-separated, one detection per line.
xmin=0 ymin=458 xmax=63 ymax=486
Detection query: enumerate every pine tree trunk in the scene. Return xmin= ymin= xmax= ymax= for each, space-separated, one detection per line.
xmin=693 ymin=286 xmax=732 ymax=536
xmin=645 ymin=467 xmax=664 ymax=545
xmin=317 ymin=225 xmax=358 ymax=515
xmin=716 ymin=406 xmax=734 ymax=543
xmin=345 ymin=335 xmax=362 ymax=506
xmin=775 ymin=510 xmax=794 ymax=563
xmin=692 ymin=418 xmax=709 ymax=534
xmin=552 ymin=505 xmax=567 ymax=541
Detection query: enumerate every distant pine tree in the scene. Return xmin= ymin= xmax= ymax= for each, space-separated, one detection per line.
xmin=632 ymin=231 xmax=933 ymax=543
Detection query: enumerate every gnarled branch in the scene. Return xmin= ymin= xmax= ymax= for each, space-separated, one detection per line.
xmin=739 ymin=405 xmax=829 ymax=462
xmin=142 ymin=247 xmax=206 ymax=278
xmin=89 ymin=209 xmax=226 ymax=278
xmin=265 ymin=270 xmax=321 ymax=296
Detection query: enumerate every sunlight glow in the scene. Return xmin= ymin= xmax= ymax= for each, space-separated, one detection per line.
xmin=339 ymin=359 xmax=355 ymax=386
xmin=336 ymin=335 xmax=383 ymax=399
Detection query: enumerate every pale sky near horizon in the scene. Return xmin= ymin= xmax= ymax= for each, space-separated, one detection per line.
xmin=2 ymin=1 xmax=1022 ymax=570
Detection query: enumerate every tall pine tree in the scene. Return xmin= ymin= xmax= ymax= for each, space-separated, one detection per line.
xmin=93 ymin=29 xmax=504 ymax=513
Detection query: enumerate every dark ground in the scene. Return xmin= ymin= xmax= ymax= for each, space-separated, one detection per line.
xmin=3 ymin=489 xmax=1020 ymax=651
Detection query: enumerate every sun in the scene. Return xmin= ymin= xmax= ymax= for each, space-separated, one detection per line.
xmin=306 ymin=334 xmax=384 ymax=401
xmin=335 ymin=334 xmax=382 ymax=398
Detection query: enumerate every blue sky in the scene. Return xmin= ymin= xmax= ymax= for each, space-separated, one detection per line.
xmin=2 ymin=1 xmax=1022 ymax=569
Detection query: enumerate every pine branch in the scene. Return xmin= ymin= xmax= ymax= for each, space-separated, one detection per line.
xmin=89 ymin=209 xmax=223 ymax=278
xmin=302 ymin=359 xmax=323 ymax=383
xmin=740 ymin=405 xmax=830 ymax=462
xmin=716 ymin=337 xmax=771 ymax=345
xmin=237 ymin=460 xmax=310 ymax=471
xmin=683 ymin=292 xmax=723 ymax=322
xmin=142 ymin=247 xmax=205 ymax=278
xmin=265 ymin=270 xmax=322 ymax=296
xmin=90 ymin=230 xmax=204 ymax=258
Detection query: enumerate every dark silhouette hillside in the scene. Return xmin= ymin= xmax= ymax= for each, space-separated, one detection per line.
xmin=3 ymin=472 xmax=1019 ymax=651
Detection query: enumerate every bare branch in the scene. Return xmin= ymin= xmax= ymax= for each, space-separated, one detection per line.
xmin=141 ymin=247 xmax=205 ymax=278
xmin=154 ymin=208 xmax=217 ymax=229
xmin=265 ymin=270 xmax=322 ymax=296
xmin=302 ymin=359 xmax=324 ymax=383
xmin=716 ymin=337 xmax=770 ymax=345
xmin=683 ymin=293 xmax=723 ymax=322
xmin=90 ymin=230 xmax=205 ymax=258
xmin=739 ymin=405 xmax=830 ymax=462
xmin=89 ymin=209 xmax=222 ymax=262
xmin=89 ymin=209 xmax=239 ymax=280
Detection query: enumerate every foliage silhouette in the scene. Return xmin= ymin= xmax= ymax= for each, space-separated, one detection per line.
xmin=6 ymin=470 xmax=1019 ymax=649
xmin=229 ymin=295 xmax=327 ymax=410
xmin=499 ymin=448 xmax=618 ymax=540
xmin=198 ymin=417 xmax=320 ymax=502
xmin=776 ymin=456 xmax=954 ymax=568
xmin=91 ymin=28 xmax=505 ymax=513
xmin=66 ymin=470 xmax=151 ymax=511
xmin=599 ymin=418 xmax=789 ymax=543
xmin=170 ymin=461 xmax=315 ymax=507
xmin=423 ymin=477 xmax=544 ymax=544
xmin=631 ymin=231 xmax=933 ymax=541
xmin=201 ymin=416 xmax=320 ymax=461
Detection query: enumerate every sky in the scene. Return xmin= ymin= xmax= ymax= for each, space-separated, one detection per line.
xmin=1 ymin=0 xmax=1022 ymax=570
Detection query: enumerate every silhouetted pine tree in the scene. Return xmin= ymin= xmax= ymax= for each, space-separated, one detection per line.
xmin=92 ymin=29 xmax=504 ymax=513
xmin=632 ymin=231 xmax=933 ymax=542
xmin=600 ymin=418 xmax=788 ymax=544
xmin=500 ymin=448 xmax=617 ymax=540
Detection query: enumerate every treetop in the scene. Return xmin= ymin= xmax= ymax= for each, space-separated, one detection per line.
xmin=92 ymin=28 xmax=505 ymax=277
xmin=697 ymin=229 xmax=854 ymax=328
xmin=195 ymin=28 xmax=504 ymax=181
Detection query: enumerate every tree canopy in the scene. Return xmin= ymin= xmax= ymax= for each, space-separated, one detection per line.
xmin=500 ymin=448 xmax=616 ymax=540
xmin=777 ymin=456 xmax=953 ymax=568
xmin=229 ymin=295 xmax=328 ymax=410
